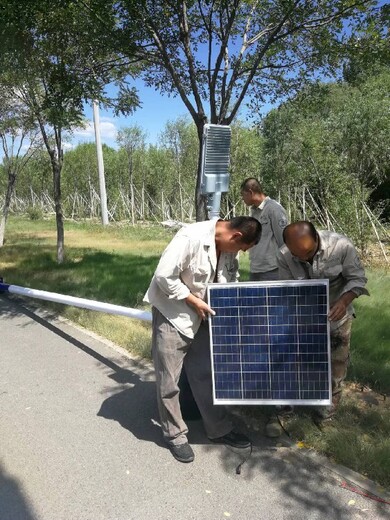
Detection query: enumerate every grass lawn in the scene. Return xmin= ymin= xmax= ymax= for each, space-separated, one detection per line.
xmin=0 ymin=217 xmax=171 ymax=358
xmin=1 ymin=216 xmax=389 ymax=487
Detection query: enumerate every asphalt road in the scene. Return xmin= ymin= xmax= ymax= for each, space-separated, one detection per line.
xmin=0 ymin=295 xmax=388 ymax=520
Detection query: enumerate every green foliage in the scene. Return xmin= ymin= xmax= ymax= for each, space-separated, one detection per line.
xmin=26 ymin=205 xmax=44 ymax=221
xmin=260 ymin=69 xmax=390 ymax=248
xmin=0 ymin=0 xmax=139 ymax=125
xmin=115 ymin=0 xmax=383 ymax=125
xmin=15 ymin=149 xmax=52 ymax=199
xmin=110 ymin=0 xmax=385 ymax=220
xmin=225 ymin=121 xmax=264 ymax=215
xmin=1 ymin=116 xmax=267 ymax=222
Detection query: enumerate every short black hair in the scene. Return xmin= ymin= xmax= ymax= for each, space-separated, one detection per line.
xmin=240 ymin=178 xmax=263 ymax=194
xmin=283 ymin=221 xmax=318 ymax=243
xmin=227 ymin=216 xmax=262 ymax=245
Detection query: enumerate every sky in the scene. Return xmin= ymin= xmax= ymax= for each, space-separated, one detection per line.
xmin=1 ymin=64 xmax=272 ymax=160
xmin=73 ymin=78 xmax=273 ymax=152
xmin=76 ymin=78 xmax=191 ymax=150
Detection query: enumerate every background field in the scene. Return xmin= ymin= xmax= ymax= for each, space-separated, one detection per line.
xmin=1 ymin=217 xmax=389 ymax=486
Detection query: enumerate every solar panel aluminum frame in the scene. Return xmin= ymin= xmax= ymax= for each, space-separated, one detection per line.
xmin=207 ymin=280 xmax=332 ymax=406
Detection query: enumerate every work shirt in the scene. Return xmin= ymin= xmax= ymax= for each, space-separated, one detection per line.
xmin=250 ymin=197 xmax=288 ymax=273
xmin=144 ymin=220 xmax=239 ymax=339
xmin=277 ymin=230 xmax=369 ymax=327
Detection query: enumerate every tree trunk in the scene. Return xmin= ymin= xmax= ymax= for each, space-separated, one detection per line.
xmin=0 ymin=171 xmax=17 ymax=247
xmin=141 ymin=179 xmax=145 ymax=220
xmin=51 ymin=154 xmax=64 ymax=264
xmin=195 ymin=124 xmax=208 ymax=222
xmin=130 ymin=181 xmax=135 ymax=226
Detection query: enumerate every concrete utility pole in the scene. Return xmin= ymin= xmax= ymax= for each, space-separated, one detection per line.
xmin=92 ymin=100 xmax=109 ymax=225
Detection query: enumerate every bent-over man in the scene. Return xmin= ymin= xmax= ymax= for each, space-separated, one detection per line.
xmin=267 ymin=221 xmax=369 ymax=436
xmin=144 ymin=217 xmax=262 ymax=463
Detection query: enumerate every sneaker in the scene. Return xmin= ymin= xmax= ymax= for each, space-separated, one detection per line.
xmin=169 ymin=443 xmax=195 ymax=463
xmin=209 ymin=430 xmax=251 ymax=449
xmin=265 ymin=415 xmax=283 ymax=438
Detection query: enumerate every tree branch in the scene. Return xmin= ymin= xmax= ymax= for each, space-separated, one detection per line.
xmin=146 ymin=16 xmax=200 ymax=124
xmin=224 ymin=0 xmax=368 ymax=124
xmin=198 ymin=0 xmax=216 ymax=120
xmin=209 ymin=0 xmax=240 ymax=116
xmin=179 ymin=0 xmax=205 ymax=118
xmin=222 ymin=1 xmax=300 ymax=123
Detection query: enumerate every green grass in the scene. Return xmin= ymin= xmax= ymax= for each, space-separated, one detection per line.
xmin=350 ymin=272 xmax=390 ymax=394
xmin=285 ymin=271 xmax=390 ymax=488
xmin=286 ymin=396 xmax=390 ymax=489
xmin=0 ymin=217 xmax=173 ymax=358
xmin=1 ymin=216 xmax=389 ymax=487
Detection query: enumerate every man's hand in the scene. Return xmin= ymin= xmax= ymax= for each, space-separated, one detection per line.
xmin=185 ymin=294 xmax=216 ymax=320
xmin=328 ymin=291 xmax=356 ymax=322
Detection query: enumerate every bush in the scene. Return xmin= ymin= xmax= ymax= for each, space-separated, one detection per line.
xmin=26 ymin=206 xmax=44 ymax=220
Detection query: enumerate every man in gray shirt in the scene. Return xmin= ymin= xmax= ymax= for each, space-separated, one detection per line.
xmin=241 ymin=178 xmax=288 ymax=281
xmin=265 ymin=221 xmax=369 ymax=436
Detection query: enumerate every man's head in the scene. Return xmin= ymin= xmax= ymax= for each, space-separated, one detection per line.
xmin=283 ymin=221 xmax=319 ymax=262
xmin=240 ymin=178 xmax=265 ymax=206
xmin=215 ymin=216 xmax=262 ymax=253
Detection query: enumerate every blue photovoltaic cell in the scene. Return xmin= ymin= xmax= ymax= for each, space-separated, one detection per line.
xmin=208 ymin=281 xmax=331 ymax=404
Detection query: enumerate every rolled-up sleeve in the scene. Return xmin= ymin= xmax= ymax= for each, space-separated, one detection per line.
xmin=154 ymin=235 xmax=193 ymax=300
xmin=341 ymin=241 xmax=369 ymax=298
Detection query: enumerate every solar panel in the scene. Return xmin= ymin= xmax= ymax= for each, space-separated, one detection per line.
xmin=207 ymin=280 xmax=331 ymax=406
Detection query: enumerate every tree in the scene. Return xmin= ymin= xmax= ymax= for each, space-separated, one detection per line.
xmin=0 ymin=83 xmax=40 ymax=246
xmin=112 ymin=0 xmax=382 ymax=220
xmin=343 ymin=2 xmax=390 ymax=85
xmin=0 ymin=0 xmax=139 ymax=262
xmin=260 ymin=69 xmax=390 ymax=251
xmin=159 ymin=117 xmax=198 ymax=220
xmin=117 ymin=125 xmax=147 ymax=225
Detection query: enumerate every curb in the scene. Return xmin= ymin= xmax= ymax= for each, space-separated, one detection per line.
xmin=285 ymin=441 xmax=390 ymax=504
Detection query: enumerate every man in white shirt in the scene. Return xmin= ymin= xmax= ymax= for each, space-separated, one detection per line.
xmin=144 ymin=217 xmax=262 ymax=463
xmin=241 ymin=178 xmax=288 ymax=281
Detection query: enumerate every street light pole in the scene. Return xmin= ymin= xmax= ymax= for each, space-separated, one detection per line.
xmin=92 ymin=99 xmax=109 ymax=225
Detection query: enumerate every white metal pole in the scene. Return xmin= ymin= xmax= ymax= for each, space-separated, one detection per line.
xmin=2 ymin=283 xmax=152 ymax=322
xmin=92 ymin=100 xmax=109 ymax=226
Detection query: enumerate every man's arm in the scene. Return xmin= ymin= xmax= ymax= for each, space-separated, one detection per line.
xmin=185 ymin=293 xmax=215 ymax=320
xmin=328 ymin=240 xmax=369 ymax=322
xmin=328 ymin=291 xmax=357 ymax=321
xmin=340 ymin=241 xmax=369 ymax=298
xmin=270 ymin=205 xmax=288 ymax=247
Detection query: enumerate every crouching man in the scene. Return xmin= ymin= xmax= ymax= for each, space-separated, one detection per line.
xmin=144 ymin=217 xmax=262 ymax=462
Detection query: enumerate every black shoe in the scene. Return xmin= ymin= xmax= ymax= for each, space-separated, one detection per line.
xmin=169 ymin=442 xmax=195 ymax=463
xmin=209 ymin=430 xmax=251 ymax=449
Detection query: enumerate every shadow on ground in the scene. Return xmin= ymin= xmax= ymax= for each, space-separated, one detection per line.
xmin=0 ymin=462 xmax=38 ymax=520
